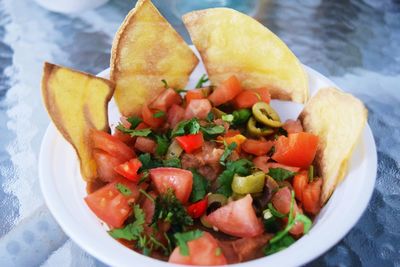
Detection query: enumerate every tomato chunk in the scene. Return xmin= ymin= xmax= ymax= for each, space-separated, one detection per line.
xmin=293 ymin=171 xmax=308 ymax=202
xmin=185 ymin=88 xmax=208 ymax=104
xmin=206 ymin=194 xmax=264 ymax=238
xmin=114 ymin=158 xmax=142 ymax=182
xmin=91 ymin=130 xmax=135 ymax=161
xmin=141 ymin=105 xmax=164 ymax=128
xmin=150 ymin=88 xmax=181 ymax=112
xmin=272 ymin=132 xmax=319 ymax=168
xmin=149 ymin=167 xmax=193 ymax=203
xmin=93 ymin=150 xmax=124 ymax=182
xmin=282 ymin=119 xmax=303 ymax=134
xmin=169 ymin=232 xmax=227 ymax=265
xmin=176 ymin=133 xmax=204 ymax=154
xmin=232 ymin=87 xmax=271 ymax=109
xmin=208 ymin=75 xmax=242 ymax=106
xmin=167 ymin=104 xmax=185 ymax=128
xmin=134 ymin=137 xmax=156 ymax=154
xmin=184 ymin=99 xmax=212 ymax=120
xmin=84 ymin=179 xmax=140 ymax=228
xmin=242 ymin=139 xmax=274 ymax=156
xmin=302 ymin=178 xmax=322 ymax=215
xmin=187 ymin=198 xmax=208 ymax=219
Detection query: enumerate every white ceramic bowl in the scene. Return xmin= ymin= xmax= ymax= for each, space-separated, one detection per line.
xmin=39 ymin=58 xmax=377 ymax=267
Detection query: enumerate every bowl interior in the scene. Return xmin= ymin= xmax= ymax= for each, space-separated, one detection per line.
xmin=39 ymin=59 xmax=377 ymax=267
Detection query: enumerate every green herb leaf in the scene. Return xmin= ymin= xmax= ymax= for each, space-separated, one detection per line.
xmin=277 ymin=127 xmax=288 ymax=136
xmin=221 ymin=114 xmax=234 ymax=123
xmin=175 ymin=88 xmax=187 ymax=94
xmin=152 ymin=189 xmax=193 ymax=229
xmin=190 ymin=169 xmax=209 ymax=202
xmin=195 ymin=74 xmax=209 ymax=88
xmin=126 ymin=116 xmax=142 ymax=129
xmin=115 ymin=183 xmax=132 ymax=196
xmin=264 ymin=234 xmax=295 ymax=255
xmin=139 ymin=189 xmax=155 ymax=203
xmin=295 ymin=214 xmax=312 ymax=234
xmin=206 ymin=112 xmax=215 ymax=122
xmin=267 ymin=203 xmax=286 ymax=218
xmin=232 ymin=109 xmax=252 ymax=125
xmin=138 ymin=153 xmax=162 ymax=171
xmin=155 ymin=134 xmax=170 ymax=156
xmin=216 ymin=159 xmax=253 ymax=197
xmin=116 ymin=125 xmax=152 ymax=137
xmin=220 ymin=142 xmax=237 ymax=166
xmin=108 ymin=205 xmax=145 ymax=240
xmin=153 ymin=111 xmax=166 ymax=118
xmin=308 ymin=165 xmax=314 ymax=183
xmin=174 ymin=230 xmax=204 ymax=256
xmin=200 ymin=124 xmax=225 ymax=140
xmin=161 ymin=79 xmax=168 ymax=88
xmin=171 ymin=118 xmax=200 ymax=137
xmin=268 ymin=168 xmax=296 ymax=182
xmin=162 ymin=157 xmax=182 ymax=168
xmin=270 ymin=190 xmax=296 ymax=244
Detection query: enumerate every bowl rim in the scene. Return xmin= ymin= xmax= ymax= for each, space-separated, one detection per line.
xmin=39 ymin=65 xmax=377 ymax=267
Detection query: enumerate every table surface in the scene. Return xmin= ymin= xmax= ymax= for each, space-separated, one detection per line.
xmin=0 ymin=0 xmax=399 ymax=266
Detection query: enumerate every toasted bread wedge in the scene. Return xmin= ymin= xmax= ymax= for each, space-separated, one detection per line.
xmin=183 ymin=8 xmax=308 ymax=103
xmin=299 ymin=88 xmax=367 ymax=204
xmin=110 ymin=0 xmax=198 ymax=116
xmin=41 ymin=62 xmax=114 ymax=182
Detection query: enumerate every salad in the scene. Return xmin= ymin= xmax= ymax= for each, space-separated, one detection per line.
xmin=84 ymin=75 xmax=321 ymax=265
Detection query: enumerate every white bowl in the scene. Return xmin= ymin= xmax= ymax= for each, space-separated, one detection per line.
xmin=39 ymin=59 xmax=377 ymax=267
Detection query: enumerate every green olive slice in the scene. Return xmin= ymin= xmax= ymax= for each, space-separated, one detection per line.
xmin=232 ymin=171 xmax=266 ymax=194
xmin=207 ymin=193 xmax=228 ymax=206
xmin=252 ymin=102 xmax=282 ymax=127
xmin=247 ymin=117 xmax=274 ymax=136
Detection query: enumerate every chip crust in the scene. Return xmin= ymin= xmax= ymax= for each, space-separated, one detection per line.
xmin=183 ymin=8 xmax=309 ymax=103
xmin=41 ymin=62 xmax=114 ymax=182
xmin=111 ymin=0 xmax=199 ymax=116
xmin=299 ymin=87 xmax=368 ymax=204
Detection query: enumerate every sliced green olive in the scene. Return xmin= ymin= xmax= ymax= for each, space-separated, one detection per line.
xmin=200 ymin=214 xmax=212 ymax=228
xmin=207 ymin=194 xmax=228 ymax=206
xmin=252 ymin=102 xmax=282 ymax=127
xmin=247 ymin=117 xmax=274 ymax=136
xmin=231 ymin=171 xmax=266 ymax=194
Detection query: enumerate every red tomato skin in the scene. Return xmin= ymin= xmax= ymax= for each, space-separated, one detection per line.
xmin=113 ymin=116 xmax=134 ymax=143
xmin=134 ymin=137 xmax=156 ymax=154
xmin=185 ymin=89 xmax=206 ymax=104
xmin=167 ymin=104 xmax=185 ymax=128
xmin=272 ymin=132 xmax=319 ymax=168
xmin=150 ymin=88 xmax=181 ymax=112
xmin=91 ymin=130 xmax=135 ymax=161
xmin=232 ymin=87 xmax=271 ymax=109
xmin=302 ymin=178 xmax=322 ymax=215
xmin=206 ymin=194 xmax=264 ymax=238
xmin=283 ymin=119 xmax=303 ymax=134
xmin=93 ymin=150 xmax=124 ymax=182
xmin=293 ymin=171 xmax=308 ymax=202
xmin=114 ymin=158 xmax=142 ymax=182
xmin=141 ymin=191 xmax=157 ymax=224
xmin=184 ymin=99 xmax=212 ymax=120
xmin=253 ymin=156 xmax=270 ymax=173
xmin=208 ymin=75 xmax=242 ymax=106
xmin=242 ymin=139 xmax=274 ymax=156
xmin=141 ymin=105 xmax=164 ymax=128
xmin=149 ymin=167 xmax=193 ymax=203
xmin=169 ymin=232 xmax=227 ymax=265
xmin=175 ymin=133 xmax=204 ymax=154
xmin=271 ymin=187 xmax=293 ymax=214
xmin=84 ymin=179 xmax=140 ymax=228
xmin=187 ymin=198 xmax=208 ymax=218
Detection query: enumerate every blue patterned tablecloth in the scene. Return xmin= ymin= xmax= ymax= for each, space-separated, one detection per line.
xmin=0 ymin=0 xmax=399 ymax=266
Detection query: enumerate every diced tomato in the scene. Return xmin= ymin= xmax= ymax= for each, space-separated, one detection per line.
xmin=184 ymin=99 xmax=212 ymax=120
xmin=272 ymin=132 xmax=319 ymax=168
xmin=113 ymin=116 xmax=134 ymax=143
xmin=224 ymin=129 xmax=241 ymax=138
xmin=91 ymin=130 xmax=135 ymax=161
xmin=167 ymin=104 xmax=185 ymax=128
xmin=176 ymin=132 xmax=204 ymax=154
xmin=114 ymin=158 xmax=142 ymax=182
xmin=271 ymin=187 xmax=293 ymax=214
xmin=293 ymin=171 xmax=308 ymax=202
xmin=141 ymin=105 xmax=164 ymax=128
xmin=232 ymin=87 xmax=271 ymax=109
xmin=206 ymin=194 xmax=264 ymax=238
xmin=150 ymin=88 xmax=181 ymax=112
xmin=208 ymin=75 xmax=242 ymax=106
xmin=253 ymin=156 xmax=270 ymax=173
xmin=149 ymin=167 xmax=193 ymax=203
xmin=302 ymin=178 xmax=322 ymax=215
xmin=185 ymin=88 xmax=211 ymax=105
xmin=141 ymin=191 xmax=157 ymax=224
xmin=84 ymin=179 xmax=140 ymax=228
xmin=187 ymin=198 xmax=208 ymax=218
xmin=93 ymin=150 xmax=124 ymax=182
xmin=283 ymin=119 xmax=303 ymax=134
xmin=222 ymin=134 xmax=247 ymax=148
xmin=265 ymin=162 xmax=300 ymax=173
xmin=242 ymin=139 xmax=274 ymax=156
xmin=134 ymin=137 xmax=156 ymax=154
xmin=169 ymin=232 xmax=227 ymax=265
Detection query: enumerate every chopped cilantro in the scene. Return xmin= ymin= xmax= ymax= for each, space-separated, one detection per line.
xmin=219 ymin=142 xmax=237 ymax=166
xmin=174 ymin=230 xmax=204 ymax=256
xmin=155 ymin=134 xmax=170 ymax=156
xmin=267 ymin=203 xmax=286 ymax=218
xmin=264 ymin=234 xmax=295 ymax=255
xmin=195 ymin=74 xmax=209 ymax=88
xmin=216 ymin=159 xmax=253 ymax=197
xmin=126 ymin=116 xmax=142 ymax=129
xmin=221 ymin=114 xmax=234 ymax=123
xmin=108 ymin=205 xmax=145 ymax=241
xmin=171 ymin=118 xmax=200 ymax=137
xmin=200 ymin=124 xmax=225 ymax=140
xmin=206 ymin=112 xmax=214 ymax=122
xmin=116 ymin=125 xmax=152 ymax=137
xmin=277 ymin=127 xmax=288 ymax=137
xmin=190 ymin=169 xmax=209 ymax=202
xmin=139 ymin=189 xmax=155 ymax=203
xmin=153 ymin=111 xmax=166 ymax=118
xmin=138 ymin=153 xmax=162 ymax=171
xmin=152 ymin=190 xmax=193 ymax=229
xmin=175 ymin=88 xmax=187 ymax=94
xmin=163 ymin=157 xmax=181 ymax=168
xmin=161 ymin=79 xmax=168 ymax=88
xmin=268 ymin=168 xmax=296 ymax=182
xmin=115 ymin=183 xmax=132 ymax=196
